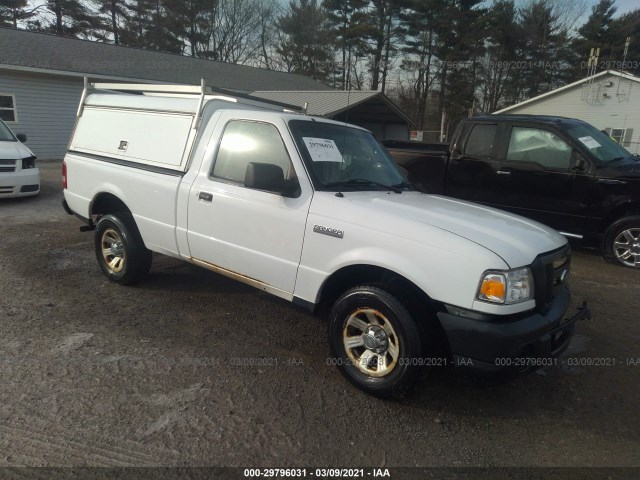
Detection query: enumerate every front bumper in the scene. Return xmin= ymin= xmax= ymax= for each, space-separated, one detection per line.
xmin=437 ymin=286 xmax=591 ymax=375
xmin=0 ymin=168 xmax=40 ymax=198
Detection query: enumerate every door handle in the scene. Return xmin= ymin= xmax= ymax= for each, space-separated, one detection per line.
xmin=198 ymin=191 xmax=213 ymax=202
xmin=496 ymin=170 xmax=511 ymax=175
xmin=597 ymin=178 xmax=627 ymax=185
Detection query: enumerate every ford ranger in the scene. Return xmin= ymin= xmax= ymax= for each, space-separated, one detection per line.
xmin=62 ymin=82 xmax=590 ymax=397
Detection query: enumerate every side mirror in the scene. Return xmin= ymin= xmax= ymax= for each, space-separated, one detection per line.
xmin=570 ymin=150 xmax=588 ymax=172
xmin=16 ymin=133 xmax=27 ymax=143
xmin=244 ymin=162 xmax=299 ymax=197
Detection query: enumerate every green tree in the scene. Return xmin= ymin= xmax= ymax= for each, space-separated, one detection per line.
xmin=119 ymin=0 xmax=181 ymax=52
xmin=164 ymin=0 xmax=211 ymax=56
xmin=275 ymin=0 xmax=334 ymax=82
xmin=0 ymin=0 xmax=39 ymax=28
xmin=572 ymin=0 xmax=618 ymax=75
xmin=477 ymin=0 xmax=520 ymax=111
xmin=608 ymin=9 xmax=640 ymax=70
xmin=397 ymin=0 xmax=442 ymax=128
xmin=323 ymin=0 xmax=369 ymax=89
xmin=367 ymin=0 xmax=402 ymax=92
xmin=95 ymin=0 xmax=129 ymax=44
xmin=515 ymin=0 xmax=572 ymax=100
xmin=38 ymin=0 xmax=95 ymax=37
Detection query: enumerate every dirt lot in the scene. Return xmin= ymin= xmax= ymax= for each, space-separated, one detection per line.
xmin=1 ymin=162 xmax=639 ymax=471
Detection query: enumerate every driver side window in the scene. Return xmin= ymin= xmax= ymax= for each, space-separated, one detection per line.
xmin=506 ymin=127 xmax=572 ymax=170
xmin=212 ymin=120 xmax=295 ymax=187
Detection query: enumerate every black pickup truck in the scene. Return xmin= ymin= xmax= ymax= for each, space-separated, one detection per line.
xmin=385 ymin=115 xmax=640 ymax=268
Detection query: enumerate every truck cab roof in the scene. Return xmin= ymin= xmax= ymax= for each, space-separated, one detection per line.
xmin=472 ymin=114 xmax=586 ymax=127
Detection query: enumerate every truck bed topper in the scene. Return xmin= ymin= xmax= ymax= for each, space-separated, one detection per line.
xmin=69 ymin=78 xmax=305 ymax=173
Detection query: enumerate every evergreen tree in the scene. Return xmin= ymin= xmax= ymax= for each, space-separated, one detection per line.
xmin=95 ymin=0 xmax=128 ymax=44
xmin=572 ymin=0 xmax=618 ymax=74
xmin=0 ymin=0 xmax=38 ymax=28
xmin=367 ymin=0 xmax=401 ymax=92
xmin=323 ymin=0 xmax=369 ymax=89
xmin=275 ymin=0 xmax=334 ymax=82
xmin=164 ymin=0 xmax=211 ymax=57
xmin=397 ymin=0 xmax=442 ymax=129
xmin=516 ymin=0 xmax=572 ymax=100
xmin=607 ymin=8 xmax=640 ymax=70
xmin=40 ymin=0 xmax=95 ymax=37
xmin=477 ymin=0 xmax=520 ymax=111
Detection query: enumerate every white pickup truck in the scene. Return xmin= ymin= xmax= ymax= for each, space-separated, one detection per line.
xmin=62 ymin=81 xmax=590 ymax=397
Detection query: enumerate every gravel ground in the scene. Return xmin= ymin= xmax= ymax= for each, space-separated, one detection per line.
xmin=0 ymin=162 xmax=639 ymax=471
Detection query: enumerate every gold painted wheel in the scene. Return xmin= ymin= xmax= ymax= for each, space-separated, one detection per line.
xmin=342 ymin=308 xmax=400 ymax=378
xmin=100 ymin=228 xmax=126 ymax=273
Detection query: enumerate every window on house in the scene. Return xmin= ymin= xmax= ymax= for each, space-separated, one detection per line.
xmin=610 ymin=128 xmax=625 ymax=144
xmin=0 ymin=95 xmax=16 ymax=122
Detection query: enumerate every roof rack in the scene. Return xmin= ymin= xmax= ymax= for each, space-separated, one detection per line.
xmin=77 ymin=77 xmax=305 ymax=129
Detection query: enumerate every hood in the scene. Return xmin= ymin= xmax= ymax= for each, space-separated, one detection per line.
xmin=596 ymin=157 xmax=640 ymax=180
xmin=0 ymin=140 xmax=33 ymax=160
xmin=325 ymin=192 xmax=567 ymax=268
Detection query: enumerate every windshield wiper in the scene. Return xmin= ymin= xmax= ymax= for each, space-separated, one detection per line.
xmin=393 ymin=181 xmax=416 ymax=191
xmin=325 ymin=178 xmax=403 ymax=193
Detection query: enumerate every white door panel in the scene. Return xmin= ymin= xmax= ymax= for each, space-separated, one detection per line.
xmin=186 ymin=117 xmax=312 ymax=296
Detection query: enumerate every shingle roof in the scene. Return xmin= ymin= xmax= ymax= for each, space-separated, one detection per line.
xmin=251 ymin=90 xmax=414 ymax=125
xmin=493 ymin=70 xmax=640 ymax=113
xmin=0 ymin=27 xmax=331 ymax=92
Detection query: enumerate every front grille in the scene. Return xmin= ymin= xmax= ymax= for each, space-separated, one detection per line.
xmin=0 ymin=159 xmax=16 ymax=172
xmin=0 ymin=186 xmax=14 ymax=193
xmin=531 ymin=244 xmax=572 ymax=314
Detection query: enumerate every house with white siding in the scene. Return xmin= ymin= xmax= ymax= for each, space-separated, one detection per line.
xmin=0 ymin=28 xmax=412 ymax=160
xmin=494 ymin=70 xmax=640 ymax=153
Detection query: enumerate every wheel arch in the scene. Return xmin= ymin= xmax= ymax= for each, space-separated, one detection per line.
xmin=604 ymin=201 xmax=640 ymax=232
xmin=90 ymin=192 xmax=132 ymax=219
xmin=316 ymin=264 xmax=444 ymax=321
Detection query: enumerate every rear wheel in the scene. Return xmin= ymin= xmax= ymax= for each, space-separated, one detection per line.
xmin=94 ymin=213 xmax=152 ymax=284
xmin=328 ymin=285 xmax=426 ymax=398
xmin=603 ymin=216 xmax=640 ymax=268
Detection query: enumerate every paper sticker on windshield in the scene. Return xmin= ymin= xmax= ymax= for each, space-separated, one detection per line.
xmin=578 ymin=136 xmax=601 ymax=149
xmin=302 ymin=137 xmax=343 ymax=163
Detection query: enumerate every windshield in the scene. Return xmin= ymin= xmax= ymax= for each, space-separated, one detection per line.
xmin=288 ymin=119 xmax=408 ymax=191
xmin=0 ymin=120 xmax=16 ymax=142
xmin=563 ymin=123 xmax=631 ymax=164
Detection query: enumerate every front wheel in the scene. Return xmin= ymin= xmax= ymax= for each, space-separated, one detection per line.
xmin=94 ymin=213 xmax=152 ymax=284
xmin=328 ymin=285 xmax=426 ymax=398
xmin=603 ymin=216 xmax=640 ymax=268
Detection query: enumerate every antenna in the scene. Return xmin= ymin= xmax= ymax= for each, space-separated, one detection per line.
xmin=617 ymin=37 xmax=632 ymax=98
xmin=623 ymin=37 xmax=631 ymax=69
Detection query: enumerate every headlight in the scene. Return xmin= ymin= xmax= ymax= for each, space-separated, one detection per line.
xmin=22 ymin=156 xmax=36 ymax=169
xmin=477 ymin=267 xmax=534 ymax=305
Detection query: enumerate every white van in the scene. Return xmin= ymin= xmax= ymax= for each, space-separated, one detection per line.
xmin=0 ymin=119 xmax=39 ymax=198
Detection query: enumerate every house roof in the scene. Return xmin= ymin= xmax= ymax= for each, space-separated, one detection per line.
xmin=0 ymin=27 xmax=331 ymax=92
xmin=250 ymin=90 xmax=414 ymax=125
xmin=493 ymin=70 xmax=640 ymax=114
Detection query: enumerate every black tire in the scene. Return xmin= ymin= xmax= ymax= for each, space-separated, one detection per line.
xmin=328 ymin=285 xmax=426 ymax=398
xmin=602 ymin=215 xmax=640 ymax=268
xmin=94 ymin=213 xmax=152 ymax=284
